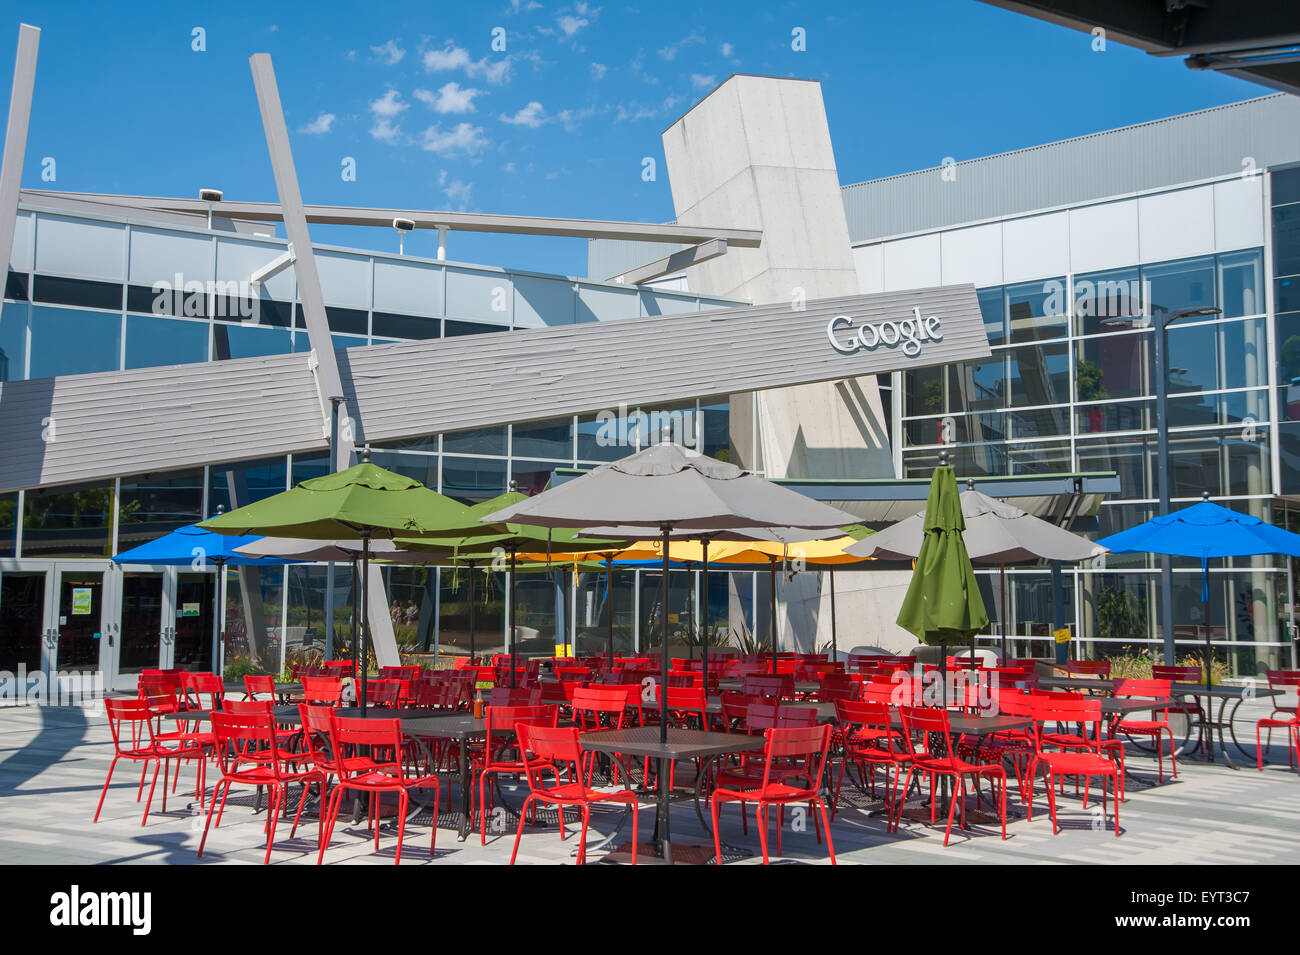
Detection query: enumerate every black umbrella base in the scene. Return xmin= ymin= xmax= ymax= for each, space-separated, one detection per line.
xmin=599 ymin=841 xmax=717 ymax=865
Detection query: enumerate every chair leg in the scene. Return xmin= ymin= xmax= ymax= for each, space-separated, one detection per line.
xmin=318 ymin=785 xmax=346 ymax=865
xmin=756 ymin=803 xmax=770 ymax=865
xmin=943 ymin=776 xmax=960 ymax=846
xmin=1045 ymin=771 xmax=1059 ymax=834
xmin=711 ymin=795 xmax=724 ymax=865
xmin=815 ymin=797 xmax=836 ymax=865
xmin=142 ymin=759 xmax=161 ymax=826
xmin=577 ymin=806 xmax=590 ymax=866
xmin=509 ymin=795 xmax=533 ymax=865
xmin=93 ymin=755 xmax=121 ymax=822
xmin=264 ymin=785 xmax=282 ymax=864
xmin=395 ymin=790 xmax=407 ymax=865
xmin=429 ymin=782 xmax=438 ymax=858
xmin=197 ymin=778 xmax=226 ymax=859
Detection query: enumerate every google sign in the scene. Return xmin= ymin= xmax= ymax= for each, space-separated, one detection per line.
xmin=827 ymin=306 xmax=943 ymax=358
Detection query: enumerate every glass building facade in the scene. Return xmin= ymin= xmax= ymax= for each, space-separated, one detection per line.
xmin=0 ymin=204 xmax=761 ymax=684
xmin=864 ymin=166 xmax=1300 ymax=675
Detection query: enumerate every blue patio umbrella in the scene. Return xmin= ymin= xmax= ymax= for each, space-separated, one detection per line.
xmin=113 ymin=522 xmax=295 ymax=672
xmin=1097 ymin=497 xmax=1300 ymax=688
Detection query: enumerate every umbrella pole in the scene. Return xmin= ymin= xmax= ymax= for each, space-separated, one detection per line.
xmin=360 ymin=532 xmax=371 ymax=715
xmin=769 ymin=558 xmax=778 ymax=676
xmin=509 ymin=545 xmax=518 ymax=689
xmin=468 ymin=561 xmax=476 ymax=665
xmin=1203 ymin=559 xmax=1213 ymax=692
xmin=350 ymin=558 xmax=359 ymax=683
xmin=701 ymin=540 xmax=710 ymax=684
xmin=660 ymin=524 xmax=671 ymax=745
xmin=829 ymin=566 xmax=838 ymax=664
xmin=1000 ymin=564 xmax=1008 ymax=662
xmin=212 ymin=558 xmax=224 ymax=676
xmin=605 ymin=556 xmax=614 ymax=664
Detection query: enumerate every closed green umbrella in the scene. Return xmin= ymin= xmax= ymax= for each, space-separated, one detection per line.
xmin=896 ymin=454 xmax=989 ymax=707
xmin=200 ymin=459 xmax=481 ymax=712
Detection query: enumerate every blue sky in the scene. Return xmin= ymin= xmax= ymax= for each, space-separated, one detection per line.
xmin=0 ymin=0 xmax=1268 ymax=277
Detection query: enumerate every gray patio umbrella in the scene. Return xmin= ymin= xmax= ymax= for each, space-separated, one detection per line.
xmin=485 ymin=442 xmax=857 ymax=738
xmin=849 ymin=486 xmax=1104 ymax=660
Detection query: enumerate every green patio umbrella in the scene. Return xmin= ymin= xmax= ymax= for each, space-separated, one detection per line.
xmin=896 ymin=453 xmax=989 ymax=707
xmin=200 ymin=458 xmax=481 ymax=712
xmin=395 ymin=489 xmax=625 ymax=684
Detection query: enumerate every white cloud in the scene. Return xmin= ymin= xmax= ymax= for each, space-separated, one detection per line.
xmin=415 ymin=82 xmax=481 ymax=114
xmin=420 ymin=122 xmax=488 ymax=156
xmin=500 ymin=101 xmax=546 ymax=128
xmin=720 ymin=42 xmax=734 ymax=57
xmin=690 ymin=74 xmax=715 ymax=90
xmin=615 ymin=102 xmax=657 ymax=122
xmin=423 ymin=43 xmax=513 ymax=84
xmin=441 ymin=175 xmax=473 ymax=209
xmin=509 ymin=0 xmax=542 ymax=10
xmin=371 ymin=39 xmax=406 ymax=65
xmin=555 ymin=104 xmax=601 ymax=131
xmin=502 ymin=161 xmax=517 ymax=173
xmin=299 ymin=112 xmax=336 ymax=135
xmin=658 ymin=31 xmax=702 ymax=61
xmin=557 ymin=15 xmax=588 ymax=37
xmin=590 ymin=62 xmax=607 ymax=80
xmin=369 ymin=118 xmax=402 ymax=143
xmin=368 ymin=89 xmax=408 ymax=118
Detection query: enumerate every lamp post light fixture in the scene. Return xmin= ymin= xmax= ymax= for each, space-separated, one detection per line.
xmin=1102 ymin=304 xmax=1222 ymax=664
xmin=392 ymin=217 xmax=414 ymax=255
xmin=198 ymin=188 xmax=222 ymax=229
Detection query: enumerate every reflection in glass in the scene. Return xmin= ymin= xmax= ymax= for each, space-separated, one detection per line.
xmin=208 ymin=457 xmax=288 ymax=513
xmin=1143 ymin=256 xmax=1215 ymax=319
xmin=29 ymin=307 xmax=121 ymax=378
xmin=1006 ymin=278 xmax=1068 ymax=343
xmin=512 ymin=417 xmax=574 ymax=460
xmin=441 ymin=456 xmax=507 ymax=503
xmin=124 ymin=315 xmax=208 ymax=369
xmin=21 ymin=481 xmax=114 ymax=558
xmin=1076 ymin=332 xmax=1146 ymax=400
xmin=117 ymin=469 xmax=204 ymax=551
xmin=1008 ymin=342 xmax=1069 ymax=407
xmin=443 ymin=426 xmax=506 ymax=456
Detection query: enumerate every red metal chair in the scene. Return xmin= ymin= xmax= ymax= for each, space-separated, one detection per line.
xmin=892 ymin=706 xmax=1008 ymax=846
xmin=489 ymin=686 xmax=542 ymax=707
xmin=1027 ymin=697 xmax=1121 ymax=836
xmin=510 ymin=723 xmax=640 ymax=865
xmin=710 ymin=724 xmax=835 ymax=864
xmin=742 ymin=674 xmax=793 ymax=701
xmin=1066 ymin=659 xmax=1111 ymax=678
xmin=244 ymin=674 xmax=275 ymax=701
xmin=1110 ymin=678 xmax=1177 ymax=782
xmin=94 ymin=698 xmax=207 ymax=826
xmin=1255 ymin=671 xmax=1300 ymax=769
xmin=366 ymin=678 xmax=406 ymax=708
xmin=831 ymin=699 xmax=912 ymax=818
xmin=302 ymin=675 xmax=344 ymax=706
xmin=199 ymin=709 xmax=326 ymax=864
xmin=475 ymin=704 xmax=559 ymax=844
xmin=318 ymin=714 xmax=441 ymax=865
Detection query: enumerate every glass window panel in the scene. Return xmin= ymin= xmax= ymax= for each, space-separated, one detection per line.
xmin=1075 ymin=400 xmax=1150 ymax=435
xmin=439 ymin=567 xmax=506 ymax=657
xmin=576 ymin=411 xmax=632 ymax=462
xmin=904 ymin=364 xmax=945 ymax=417
xmin=445 ymin=268 xmax=509 ymax=321
xmin=371 ymin=312 xmax=440 ymax=340
xmin=1167 ymin=393 xmax=1219 ymax=429
xmin=21 ymin=481 xmax=114 ymax=558
xmin=1079 ymin=572 xmax=1155 ymax=639
xmin=512 ymin=417 xmax=573 ymax=460
xmin=1278 ymin=312 xmax=1300 ymax=421
xmin=367 ymin=451 xmax=436 ymax=488
xmin=382 ymin=566 xmax=436 ymax=650
xmin=445 ymin=319 xmax=507 ymax=337
xmin=1008 ymin=343 xmax=1069 ymax=407
xmin=1223 ymin=431 xmax=1270 ymax=497
xmin=221 ymin=565 xmax=284 ymax=677
xmin=1274 ymin=204 xmax=1300 ymax=278
xmin=5 ymin=270 xmax=28 ymax=301
xmin=116 ymin=469 xmax=204 ymax=552
xmin=977 ymin=286 xmax=1004 ymax=346
xmin=513 ymin=274 xmax=575 ymax=327
xmin=1221 ymin=317 xmax=1268 ymax=390
xmin=1273 ymin=166 xmax=1300 ymax=206
xmin=1217 ymin=249 xmax=1263 ymax=317
xmin=1280 ymin=422 xmax=1300 ymax=494
xmin=441 ymin=456 xmax=507 ymax=504
xmin=0 ymin=493 xmax=16 ymax=556
xmin=700 ymin=400 xmax=732 ymax=462
xmin=208 ymin=457 xmax=287 ymax=513
xmin=373 ymin=259 xmax=443 ymax=317
xmin=949 ymin=356 xmax=1005 ymax=412
xmin=1076 ymin=332 xmax=1147 ymax=400
xmin=1218 ymin=389 xmax=1269 ymax=426
xmin=1165 ymin=321 xmax=1217 ymax=395
xmin=286 ymin=564 xmax=353 ymax=663
xmin=0 ymin=302 xmax=26 ymax=381
xmin=1077 ymin=435 xmax=1154 ymax=500
xmin=1168 ymin=434 xmax=1224 ymax=498
xmin=124 ymin=315 xmax=208 ymax=369
xmin=32 ymin=274 xmax=122 ymax=310
xmin=325 ymin=306 xmax=368 ymax=336
xmin=1006 ymin=278 xmax=1067 ymax=343
xmin=289 ymin=452 xmax=332 ymax=486
xmin=212 ymin=324 xmax=292 ymax=360
xmin=1004 ymin=439 xmax=1070 ymax=475
xmin=511 ymin=459 xmax=559 ymax=497
xmin=576 ymin=286 xmax=639 ymax=324
xmin=1142 ymin=256 xmax=1215 ymax=318
xmin=1072 ymin=267 xmax=1143 ymax=336
xmin=1007 ymin=406 xmax=1068 ymax=439
xmin=443 ymin=426 xmax=506 ymax=456
xmin=35 ymin=216 xmax=124 ymax=280
xmin=370 ymin=434 xmax=439 ymax=453
xmin=29 ymin=306 xmax=121 ymax=377
xmin=1277 ymin=277 xmax=1300 ymax=314
xmin=641 ymin=291 xmax=697 ymax=316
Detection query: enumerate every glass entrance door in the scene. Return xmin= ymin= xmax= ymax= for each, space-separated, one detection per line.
xmin=119 ymin=571 xmax=165 ymax=674
xmin=51 ymin=569 xmax=106 ymax=674
xmin=173 ymin=573 xmax=215 ymax=673
xmin=0 ymin=571 xmax=47 ymax=675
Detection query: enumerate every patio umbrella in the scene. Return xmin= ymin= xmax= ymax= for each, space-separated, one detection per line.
xmin=851 ymin=484 xmax=1102 ymax=660
xmin=483 ymin=442 xmax=857 ymax=741
xmin=1097 ymin=494 xmax=1300 ymax=689
xmin=113 ymin=520 xmax=295 ymax=673
xmin=200 ymin=458 xmax=481 ymax=712
xmin=895 ymin=456 xmax=989 ymax=705
xmin=396 ymin=490 xmax=625 ymax=683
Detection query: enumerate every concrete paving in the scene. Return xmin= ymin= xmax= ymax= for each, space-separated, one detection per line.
xmin=1 ymin=699 xmax=1297 ymax=865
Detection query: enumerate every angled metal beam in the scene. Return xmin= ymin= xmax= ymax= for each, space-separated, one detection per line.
xmin=608 ymin=238 xmax=728 ymax=285
xmin=17 ymin=188 xmax=764 ymax=248
xmin=0 ymin=25 xmax=39 ymax=285
xmin=248 ymin=53 xmax=346 ymax=460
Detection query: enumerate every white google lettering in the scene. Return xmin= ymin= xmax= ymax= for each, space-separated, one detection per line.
xmin=827 ymin=306 xmax=943 ymax=358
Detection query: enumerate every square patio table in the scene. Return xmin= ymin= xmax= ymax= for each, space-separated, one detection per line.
xmin=581 ymin=727 xmax=764 ymax=865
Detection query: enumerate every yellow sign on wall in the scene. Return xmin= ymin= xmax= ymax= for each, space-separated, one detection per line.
xmin=1053 ymin=626 xmax=1072 ymax=644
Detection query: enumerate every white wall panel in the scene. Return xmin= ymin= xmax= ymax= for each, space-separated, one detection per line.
xmin=940 ymin=223 xmax=1002 ymax=288
xmin=36 ymin=215 xmax=124 ymax=280
xmin=1002 ymin=211 xmax=1068 ymax=283
xmin=881 ymin=234 xmax=940 ymax=292
xmin=1068 ymin=199 xmax=1139 ymax=274
xmin=852 ymin=243 xmax=884 ymax=294
xmin=1138 ymin=185 xmax=1215 ymax=262
xmin=1213 ymin=176 xmax=1265 ymax=253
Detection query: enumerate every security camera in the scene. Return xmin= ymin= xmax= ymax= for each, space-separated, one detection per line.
xmin=393 ymin=218 xmax=415 ymax=232
xmin=199 ymin=188 xmax=223 ymax=202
